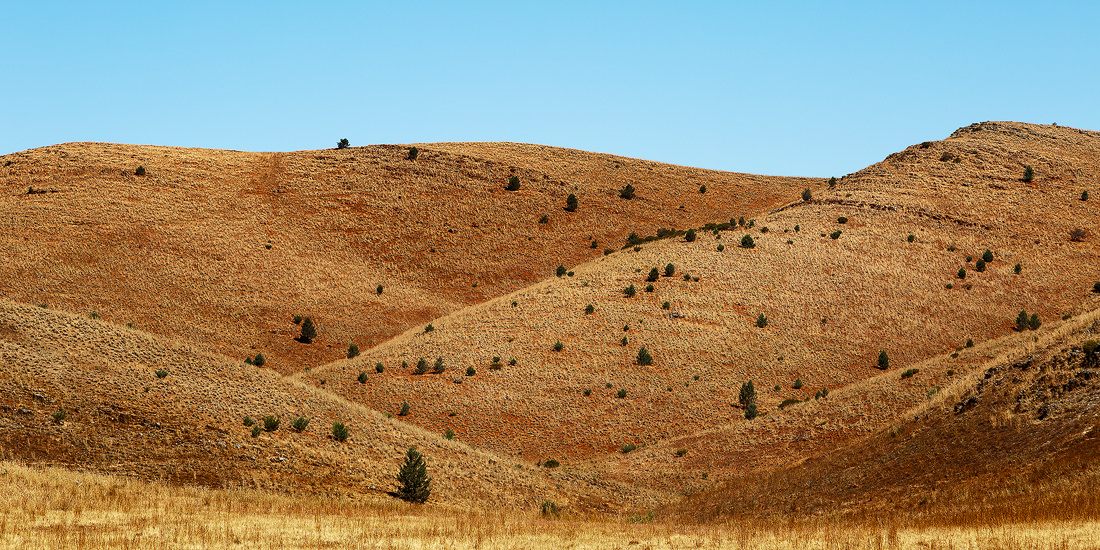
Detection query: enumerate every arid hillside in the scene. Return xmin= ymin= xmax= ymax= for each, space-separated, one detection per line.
xmin=0 ymin=299 xmax=652 ymax=512
xmin=306 ymin=122 xmax=1100 ymax=470
xmin=0 ymin=142 xmax=813 ymax=374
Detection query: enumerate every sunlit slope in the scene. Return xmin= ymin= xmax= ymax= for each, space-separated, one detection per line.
xmin=307 ymin=122 xmax=1100 ymax=466
xmin=0 ymin=142 xmax=812 ymax=374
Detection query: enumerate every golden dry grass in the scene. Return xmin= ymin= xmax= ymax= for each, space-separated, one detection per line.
xmin=3 ymin=461 xmax=1099 ymax=550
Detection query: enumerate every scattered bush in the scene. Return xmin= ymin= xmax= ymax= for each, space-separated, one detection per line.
xmin=357 ymin=371 xmax=368 ymax=384
xmin=564 ymin=193 xmax=578 ymax=212
xmin=982 ymin=249 xmax=994 ymax=263
xmin=584 ymin=304 xmax=594 ymax=314
xmin=907 ymin=234 xmax=915 ymax=243
xmin=424 ymin=324 xmax=434 ymax=333
xmin=1071 ymin=228 xmax=1087 ymax=242
xmin=1029 ymin=313 xmax=1041 ymax=331
xmin=745 ymin=402 xmax=758 ymax=419
xmin=432 ymin=357 xmax=445 ymax=374
xmin=837 ymin=216 xmax=848 ymax=224
xmin=877 ymin=350 xmax=890 ymax=370
xmin=793 ymin=378 xmax=803 ymax=389
xmin=583 ymin=388 xmax=591 ymax=396
xmin=590 ymin=239 xmax=598 ymax=249
xmin=374 ymin=362 xmax=385 ymax=374
xmin=739 ymin=381 xmax=756 ymax=409
xmin=396 ymin=447 xmax=432 ymax=503
xmin=698 ymin=184 xmax=706 ymax=194
xmin=958 ymin=268 xmax=966 ymax=279
xmin=637 ymin=346 xmax=653 ymax=366
xmin=1022 ymin=165 xmax=1034 ymax=182
xmin=444 ymin=428 xmax=455 ymax=440
xmin=779 ymin=398 xmax=801 ymax=409
xmin=466 ymin=366 xmax=476 ymax=376
xmin=1016 ymin=310 xmax=1030 ymax=332
xmin=399 ymin=401 xmax=411 ymax=416
xmin=415 ymin=358 xmax=429 ymax=375
xmin=717 ymin=244 xmax=725 ymax=251
xmin=251 ymin=425 xmax=262 ymax=437
xmin=538 ymin=214 xmax=550 ymax=224
xmin=543 ymin=458 xmax=560 ymax=468
xmin=683 ymin=274 xmax=691 ymax=281
xmin=298 ymin=317 xmax=317 ymax=343
xmin=829 ymin=230 xmax=841 ymax=240
xmin=966 ymin=338 xmax=974 ymax=348
xmin=332 ymin=422 xmax=349 ymax=442
xmin=756 ymin=313 xmax=768 ymax=328
xmin=675 ymin=449 xmax=688 ymax=457
xmin=801 ymin=188 xmax=812 ymax=201
xmin=741 ymin=234 xmax=755 ymax=248
xmin=509 ymin=358 xmax=517 ymax=366
xmin=134 ymin=165 xmax=146 ymax=176
xmin=794 ymin=224 xmax=800 ymax=232
xmin=901 ymin=368 xmax=919 ymax=379
xmin=621 ymin=336 xmax=628 ymax=346
xmin=617 ymin=388 xmax=627 ymax=398
xmin=975 ymin=259 xmax=986 ymax=272
xmin=52 ymin=409 xmax=66 ymax=424
xmin=1014 ymin=263 xmax=1022 ymax=274
xmin=661 ymin=301 xmax=670 ymax=309
xmin=624 ymin=284 xmax=636 ymax=298
xmin=293 ymin=315 xmax=302 ymax=324
xmin=243 ymin=416 xmax=254 ymax=427
xmin=337 ymin=138 xmax=350 ymax=149
xmin=552 ymin=340 xmax=564 ymax=352
xmin=263 ymin=415 xmax=280 ymax=432
xmin=645 ymin=284 xmax=654 ymax=292
xmin=541 ymin=500 xmax=561 ymax=519
xmin=506 ymin=176 xmax=521 ymax=191
xmin=556 ymin=264 xmax=566 ymax=277
xmin=347 ymin=344 xmax=360 ymax=359
xmin=292 ymin=416 xmax=310 ymax=433
xmin=828 ymin=177 xmax=837 ymax=188
xmin=621 ymin=443 xmax=637 ymax=453
xmin=619 ymin=184 xmax=635 ymax=199
xmin=685 ymin=228 xmax=696 ymax=242
xmin=155 ymin=369 xmax=168 ymax=379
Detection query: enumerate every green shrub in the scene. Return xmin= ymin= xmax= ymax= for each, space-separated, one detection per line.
xmin=399 ymin=401 xmax=411 ymax=416
xmin=698 ymin=185 xmax=706 ymax=194
xmin=347 ymin=344 xmax=360 ymax=359
xmin=793 ymin=378 xmax=803 ymax=389
xmin=251 ymin=425 xmax=262 ymax=437
xmin=506 ymin=176 xmax=521 ymax=191
xmin=396 ymin=447 xmax=432 ymax=503
xmin=637 ymin=346 xmax=653 ymax=366
xmin=621 ymin=336 xmax=628 ymax=346
xmin=154 ymin=369 xmax=168 ymax=379
xmin=415 ymin=358 xmax=429 ymax=374
xmin=432 ymin=357 xmax=445 ymax=374
xmin=683 ymin=274 xmax=691 ymax=281
xmin=539 ymin=214 xmax=549 ymax=224
xmin=1016 ymin=310 xmax=1029 ymax=331
xmin=663 ymin=263 xmax=675 ymax=277
xmin=982 ymin=249 xmax=994 ymax=262
xmin=590 ymin=239 xmax=598 ymax=249
xmin=829 ymin=230 xmax=841 ymax=240
xmin=624 ymin=284 xmax=636 ymax=298
xmin=756 ymin=313 xmax=768 ymax=328
xmin=947 ymin=369 xmax=955 ymax=376
xmin=717 ymin=244 xmax=725 ymax=251
xmin=606 ymin=382 xmax=613 ymax=388
xmin=661 ymin=301 xmax=670 ymax=309
xmin=293 ymin=315 xmax=302 ymax=324
xmin=1029 ymin=313 xmax=1041 ymax=331
xmin=739 ymin=380 xmax=756 ymax=408
xmin=621 ymin=443 xmax=637 ymax=453
xmin=444 ymin=428 xmax=455 ymax=440
xmin=584 ymin=304 xmax=594 ymax=314
xmin=745 ymin=402 xmax=758 ymax=419
xmin=243 ymin=416 xmax=254 ymax=427
xmin=357 ymin=371 xmax=368 ymax=384
xmin=801 ymin=188 xmax=812 ymax=201
xmin=407 ymin=146 xmax=418 ymax=160
xmin=645 ymin=284 xmax=654 ymax=292
xmin=134 ymin=165 xmax=146 ymax=176
xmin=543 ymin=458 xmax=560 ymax=468
xmin=685 ymin=229 xmax=696 ymax=242
xmin=336 ymin=138 xmax=350 ymax=149
xmin=424 ymin=323 xmax=434 ymax=333
xmin=741 ymin=234 xmax=755 ymax=248
xmin=906 ymin=234 xmax=915 ymax=243
xmin=617 ymin=388 xmax=628 ymax=400
xmin=263 ymin=415 xmax=280 ymax=432
xmin=565 ymin=194 xmax=578 ymax=212
xmin=292 ymin=416 xmax=310 ymax=433
xmin=975 ymin=259 xmax=986 ymax=272
xmin=901 ymin=368 xmax=919 ymax=379
xmin=794 ymin=224 xmax=800 ymax=232
xmin=958 ymin=268 xmax=966 ymax=279
xmin=604 ymin=249 xmax=613 ymax=255
xmin=52 ymin=409 xmax=66 ymax=424
xmin=828 ymin=177 xmax=837 ymax=188
xmin=778 ymin=398 xmax=801 ymax=409
xmin=1014 ymin=263 xmax=1022 ymax=274
xmin=1023 ymin=165 xmax=1034 ymax=182
xmin=508 ymin=357 xmax=517 ymax=366
xmin=299 ymin=317 xmax=316 ymax=343
xmin=332 ymin=422 xmax=349 ymax=442
xmin=675 ymin=449 xmax=688 ymax=457
xmin=541 ymin=500 xmax=561 ymax=519
xmin=619 ymin=184 xmax=635 ymax=199
xmin=738 ymin=216 xmax=746 ymax=226
xmin=583 ymin=388 xmax=591 ymax=396
xmin=837 ymin=216 xmax=848 ymax=224
xmin=376 ymin=284 xmax=383 ymax=295
xmin=466 ymin=366 xmax=476 ymax=376
xmin=966 ymin=338 xmax=974 ymax=348
xmin=553 ymin=340 xmax=564 ymax=352
xmin=556 ymin=265 xmax=566 ymax=277
xmin=1093 ymin=282 xmax=1100 ymax=293
xmin=1083 ymin=340 xmax=1098 ymax=355
xmin=375 ymin=362 xmax=385 ymax=373
xmin=877 ymin=350 xmax=890 ymax=370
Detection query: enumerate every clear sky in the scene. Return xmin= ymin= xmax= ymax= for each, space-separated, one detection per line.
xmin=3 ymin=1 xmax=1096 ymax=177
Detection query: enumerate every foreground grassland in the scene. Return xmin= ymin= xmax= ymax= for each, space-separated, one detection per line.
xmin=2 ymin=462 xmax=1098 ymax=550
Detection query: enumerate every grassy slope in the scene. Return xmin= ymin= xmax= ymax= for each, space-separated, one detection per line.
xmin=0 ymin=142 xmax=812 ymax=375
xmin=306 ymin=123 xmax=1100 ymax=475
xmin=0 ymin=299 xmax=651 ymax=512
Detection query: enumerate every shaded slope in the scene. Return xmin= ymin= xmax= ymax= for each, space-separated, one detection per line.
xmin=0 ymin=142 xmax=813 ymax=374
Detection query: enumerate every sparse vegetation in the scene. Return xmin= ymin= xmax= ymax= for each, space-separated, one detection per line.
xmin=415 ymin=358 xmax=428 ymax=375
xmin=407 ymin=146 xmax=418 ymax=160
xmin=1015 ymin=263 xmax=1022 ymax=274
xmin=739 ymin=380 xmax=756 ymax=410
xmin=399 ymin=401 xmax=411 ymax=416
xmin=740 ymin=234 xmax=755 ymax=248
xmin=1022 ymin=165 xmax=1034 ymax=182
xmin=829 ymin=230 xmax=841 ymax=240
xmin=336 ymin=138 xmax=350 ymax=149
xmin=242 ymin=416 xmax=253 ymax=427
xmin=793 ymin=378 xmax=803 ymax=389
xmin=619 ymin=183 xmax=635 ymax=199
xmin=291 ymin=416 xmax=309 ymax=433
xmin=357 ymin=371 xmax=368 ymax=384
xmin=623 ymin=284 xmax=636 ymax=298
xmin=982 ymin=249 xmax=994 ymax=262
xmin=975 ymin=259 xmax=986 ymax=272
xmin=432 ymin=357 xmax=445 ymax=374
xmin=298 ymin=317 xmax=316 ymax=343
xmin=52 ymin=409 xmax=66 ymax=424
xmin=877 ymin=350 xmax=890 ymax=370
xmin=901 ymin=368 xmax=919 ymax=379
xmin=685 ymin=228 xmax=696 ymax=242
xmin=801 ymin=188 xmax=812 ymax=201
xmin=444 ymin=428 xmax=455 ymax=440
xmin=396 ymin=447 xmax=432 ymax=503
xmin=756 ymin=313 xmax=768 ymax=328
xmin=958 ymin=268 xmax=966 ymax=279
xmin=1082 ymin=190 xmax=1090 ymax=201
xmin=466 ymin=366 xmax=476 ymax=376
xmin=565 ymin=193 xmax=578 ymax=212
xmin=645 ymin=284 xmax=654 ymax=292
xmin=837 ymin=216 xmax=848 ymax=224
xmin=556 ymin=265 xmax=566 ymax=277
xmin=908 ymin=234 xmax=915 ymax=243
xmin=1071 ymin=228 xmax=1087 ymax=242
xmin=424 ymin=323 xmax=434 ymax=333
xmin=621 ymin=443 xmax=637 ymax=453
xmin=134 ymin=165 xmax=146 ymax=176
xmin=262 ymin=415 xmax=280 ymax=432
xmin=375 ymin=362 xmax=385 ymax=374
xmin=584 ymin=304 xmax=594 ymax=314
xmin=506 ymin=176 xmax=521 ymax=191
xmin=154 ymin=369 xmax=168 ymax=379
xmin=540 ymin=500 xmax=561 ymax=519
xmin=828 ymin=176 xmax=837 ymax=187
xmin=637 ymin=346 xmax=653 ymax=366
xmin=617 ymin=389 xmax=627 ymax=398
xmin=332 ymin=422 xmax=348 ymax=442
xmin=347 ymin=344 xmax=359 ymax=359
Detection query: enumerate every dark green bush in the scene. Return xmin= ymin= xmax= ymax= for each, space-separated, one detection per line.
xmin=745 ymin=402 xmax=758 ymax=419
xmin=509 ymin=358 xmax=517 ymax=366
xmin=829 ymin=230 xmax=841 ymax=240
xmin=982 ymin=249 xmax=994 ymax=262
xmin=590 ymin=239 xmax=598 ymax=249
xmin=1016 ymin=310 xmax=1029 ymax=332
xmin=793 ymin=378 xmax=803 ymax=389
xmin=975 ymin=259 xmax=986 ymax=272
xmin=337 ymin=138 xmax=350 ymax=149
xmin=828 ymin=177 xmax=837 ymax=188
xmin=506 ymin=176 xmax=521 ymax=191
xmin=877 ymin=350 xmax=890 ymax=370
xmin=741 ymin=234 xmax=755 ymax=248
xmin=52 ymin=409 xmax=66 ymax=424
xmin=553 ymin=340 xmax=564 ymax=352
xmin=424 ymin=324 xmax=434 ymax=333
xmin=685 ymin=229 xmax=696 ymax=242
xmin=901 ymin=368 xmax=919 ymax=379
xmin=1014 ymin=263 xmax=1022 ymax=274
xmin=675 ymin=449 xmax=688 ymax=457
xmin=621 ymin=336 xmax=628 ymax=346
xmin=663 ymin=263 xmax=675 ymax=277
xmin=407 ymin=146 xmax=418 ymax=160
xmin=292 ymin=416 xmax=310 ymax=433
xmin=907 ymin=234 xmax=915 ymax=243
xmin=756 ymin=313 xmax=768 ymax=328
xmin=661 ymin=301 xmax=670 ymax=309
xmin=399 ymin=401 xmax=411 ymax=416
xmin=619 ymin=184 xmax=635 ymax=199
xmin=617 ymin=389 xmax=627 ymax=398
xmin=299 ymin=317 xmax=316 ymax=343
xmin=444 ymin=428 xmax=455 ymax=440
xmin=347 ymin=344 xmax=360 ymax=359
xmin=779 ymin=398 xmax=801 ymax=409
xmin=966 ymin=338 xmax=974 ymax=348
xmin=332 ymin=422 xmax=349 ymax=442
xmin=543 ymin=458 xmax=560 ymax=468
xmin=1029 ymin=313 xmax=1041 ymax=331
xmin=135 ymin=165 xmax=146 ymax=176
xmin=699 ymin=185 xmax=707 ymax=194
xmin=155 ymin=369 xmax=168 ymax=379
xmin=466 ymin=366 xmax=476 ymax=376
xmin=584 ymin=304 xmax=594 ymax=314
xmin=541 ymin=500 xmax=561 ymax=518
xmin=565 ymin=194 xmax=578 ymax=212
xmin=637 ymin=346 xmax=653 ymax=366
xmin=645 ymin=284 xmax=654 ymax=292
xmin=432 ymin=357 xmax=445 ymax=374
xmin=251 ymin=425 xmax=262 ymax=437
xmin=357 ymin=371 xmax=368 ymax=384
xmin=376 ymin=284 xmax=383 ymax=295
xmin=583 ymin=388 xmax=591 ymax=396
xmin=683 ymin=274 xmax=691 ymax=281
xmin=243 ymin=416 xmax=254 ymax=427
xmin=717 ymin=244 xmax=725 ymax=251
xmin=801 ymin=188 xmax=812 ymax=201
xmin=556 ymin=265 xmax=566 ymax=277
xmin=624 ymin=284 xmax=636 ymax=298
xmin=739 ymin=380 xmax=756 ymax=409
xmin=396 ymin=446 xmax=432 ymax=503
xmin=415 ymin=358 xmax=428 ymax=375
xmin=1093 ymin=282 xmax=1100 ymax=293
xmin=1081 ymin=190 xmax=1090 ymax=201
xmin=539 ymin=214 xmax=549 ymax=224
xmin=837 ymin=216 xmax=848 ymax=224
xmin=621 ymin=443 xmax=637 ymax=453
xmin=263 ymin=415 xmax=280 ymax=432
xmin=958 ymin=268 xmax=966 ymax=279
xmin=293 ymin=315 xmax=302 ymax=324
xmin=1022 ymin=165 xmax=1034 ymax=182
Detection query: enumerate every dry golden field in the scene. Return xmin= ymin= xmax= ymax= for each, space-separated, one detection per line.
xmin=1 ymin=121 xmax=1100 ymax=541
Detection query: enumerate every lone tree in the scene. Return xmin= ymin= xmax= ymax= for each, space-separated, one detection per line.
xmin=756 ymin=313 xmax=768 ymax=328
xmin=685 ymin=228 xmax=696 ymax=242
xmin=664 ymin=263 xmax=676 ymax=277
xmin=396 ymin=446 xmax=432 ymax=503
xmin=336 ymin=138 xmax=350 ymax=149
xmin=299 ymin=317 xmax=317 ymax=343
xmin=739 ymin=380 xmax=756 ymax=409
xmin=741 ymin=234 xmax=755 ymax=248
xmin=506 ymin=176 xmax=521 ymax=191
xmin=637 ymin=346 xmax=653 ymax=366
xmin=565 ymin=193 xmax=578 ymax=212
xmin=801 ymin=188 xmax=813 ymax=201
xmin=407 ymin=146 xmax=418 ymax=160
xmin=1022 ymin=165 xmax=1034 ymax=182
xmin=982 ymin=249 xmax=994 ymax=263
xmin=619 ymin=183 xmax=635 ymax=200
xmin=877 ymin=350 xmax=890 ymax=370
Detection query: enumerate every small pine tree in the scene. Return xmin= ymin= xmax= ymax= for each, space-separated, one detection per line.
xmin=292 ymin=416 xmax=310 ymax=433
xmin=739 ymin=380 xmax=756 ymax=408
xmin=432 ymin=357 xmax=445 ymax=374
xmin=741 ymin=235 xmax=755 ymax=248
xmin=506 ymin=176 xmax=521 ymax=191
xmin=637 ymin=346 xmax=653 ymax=366
xmin=647 ymin=267 xmax=660 ymax=282
xmin=347 ymin=344 xmax=359 ymax=359
xmin=337 ymin=138 xmax=350 ymax=149
xmin=584 ymin=304 xmax=594 ymax=314
xmin=396 ymin=447 xmax=432 ymax=503
xmin=801 ymin=188 xmax=812 ymax=201
xmin=407 ymin=146 xmax=418 ymax=160
xmin=553 ymin=340 xmax=564 ymax=352
xmin=982 ymin=249 xmax=994 ymax=262
xmin=375 ymin=362 xmax=384 ymax=373
xmin=357 ymin=371 xmax=368 ymax=383
xmin=664 ymin=263 xmax=675 ymax=277
xmin=624 ymin=284 xmax=636 ymax=298
xmin=565 ymin=193 xmax=578 ymax=212
xmin=1082 ymin=190 xmax=1090 ymax=201
xmin=745 ymin=402 xmax=758 ymax=420
xmin=877 ymin=350 xmax=890 ymax=370
xmin=1016 ymin=310 xmax=1029 ymax=332
xmin=756 ymin=313 xmax=768 ymax=328
xmin=1022 ymin=165 xmax=1034 ymax=182
xmin=556 ymin=265 xmax=566 ymax=277
xmin=958 ymin=268 xmax=966 ymax=279
xmin=134 ymin=165 xmax=146 ymax=176
xmin=828 ymin=176 xmax=837 ymax=188
xmin=699 ymin=184 xmax=707 ymax=194
xmin=1028 ymin=313 xmax=1041 ymax=331
xmin=376 ymin=284 xmax=383 ymax=295
xmin=415 ymin=358 xmax=429 ymax=375
xmin=975 ymin=259 xmax=986 ymax=272
xmin=399 ymin=401 xmax=410 ymax=416
xmin=299 ymin=317 xmax=316 ymax=343
xmin=685 ymin=228 xmax=696 ymax=242
xmin=332 ymin=421 xmax=348 ymax=442
xmin=793 ymin=378 xmax=803 ymax=389
xmin=619 ymin=184 xmax=635 ymax=199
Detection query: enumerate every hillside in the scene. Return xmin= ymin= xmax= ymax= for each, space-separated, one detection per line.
xmin=306 ymin=122 xmax=1100 ymax=471
xmin=0 ymin=142 xmax=813 ymax=375
xmin=0 ymin=299 xmax=650 ymax=512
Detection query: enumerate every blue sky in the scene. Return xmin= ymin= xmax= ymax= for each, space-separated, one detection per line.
xmin=3 ymin=1 xmax=1096 ymax=176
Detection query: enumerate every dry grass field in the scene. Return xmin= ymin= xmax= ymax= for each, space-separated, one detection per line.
xmin=2 ymin=121 xmax=1100 ymax=544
